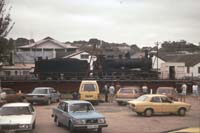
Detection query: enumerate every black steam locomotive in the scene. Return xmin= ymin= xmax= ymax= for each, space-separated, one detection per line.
xmin=34 ymin=53 xmax=159 ymax=80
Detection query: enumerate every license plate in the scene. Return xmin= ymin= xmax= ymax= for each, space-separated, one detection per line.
xmin=87 ymin=125 xmax=98 ymax=129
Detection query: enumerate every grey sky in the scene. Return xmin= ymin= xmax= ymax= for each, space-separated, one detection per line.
xmin=7 ymin=0 xmax=200 ymax=47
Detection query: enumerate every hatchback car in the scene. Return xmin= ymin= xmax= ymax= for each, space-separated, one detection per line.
xmin=156 ymin=87 xmax=178 ymax=101
xmin=52 ymin=100 xmax=108 ymax=133
xmin=26 ymin=87 xmax=60 ymax=105
xmin=0 ymin=103 xmax=36 ymax=132
xmin=115 ymin=86 xmax=141 ymax=105
xmin=128 ymin=94 xmax=191 ymax=117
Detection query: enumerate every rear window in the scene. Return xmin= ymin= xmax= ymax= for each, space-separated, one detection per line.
xmin=157 ymin=89 xmax=172 ymax=94
xmin=119 ymin=88 xmax=134 ymax=93
xmin=32 ymin=88 xmax=48 ymax=94
xmin=0 ymin=107 xmax=31 ymax=115
xmin=83 ymin=84 xmax=97 ymax=91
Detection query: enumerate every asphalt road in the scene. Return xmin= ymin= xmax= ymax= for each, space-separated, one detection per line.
xmin=33 ymin=97 xmax=200 ymax=133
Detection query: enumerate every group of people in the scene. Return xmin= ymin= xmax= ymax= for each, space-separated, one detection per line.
xmin=180 ymin=82 xmax=199 ymax=102
xmin=103 ymin=83 xmax=117 ymax=103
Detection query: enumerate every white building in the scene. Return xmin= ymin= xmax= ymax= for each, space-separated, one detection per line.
xmin=152 ymin=53 xmax=200 ymax=79
xmin=15 ymin=37 xmax=78 ymax=64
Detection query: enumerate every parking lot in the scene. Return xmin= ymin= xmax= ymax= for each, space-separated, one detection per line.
xmin=33 ymin=97 xmax=200 ymax=133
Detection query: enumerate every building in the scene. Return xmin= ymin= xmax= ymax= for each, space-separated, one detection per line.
xmin=15 ymin=37 xmax=78 ymax=64
xmin=152 ymin=53 xmax=200 ymax=79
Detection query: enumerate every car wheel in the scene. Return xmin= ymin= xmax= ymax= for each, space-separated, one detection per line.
xmin=69 ymin=122 xmax=75 ymax=133
xmin=178 ymin=108 xmax=186 ymax=116
xmin=144 ymin=109 xmax=153 ymax=117
xmin=97 ymin=128 xmax=102 ymax=133
xmin=55 ymin=116 xmax=61 ymax=127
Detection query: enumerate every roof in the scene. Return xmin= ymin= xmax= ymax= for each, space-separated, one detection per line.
xmin=121 ymin=86 xmax=140 ymax=89
xmin=34 ymin=87 xmax=53 ymax=90
xmin=63 ymin=51 xmax=85 ymax=58
xmin=157 ymin=87 xmax=174 ymax=90
xmin=156 ymin=53 xmax=200 ymax=66
xmin=1 ymin=64 xmax=34 ymax=70
xmin=18 ymin=37 xmax=77 ymax=49
xmin=81 ymin=80 xmax=97 ymax=83
xmin=62 ymin=100 xmax=91 ymax=105
xmin=2 ymin=103 xmax=30 ymax=107
xmin=143 ymin=94 xmax=166 ymax=97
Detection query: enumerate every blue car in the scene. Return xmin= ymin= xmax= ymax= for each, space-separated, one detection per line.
xmin=52 ymin=100 xmax=108 ymax=133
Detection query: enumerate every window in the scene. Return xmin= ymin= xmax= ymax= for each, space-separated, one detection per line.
xmin=198 ymin=67 xmax=200 ymax=74
xmin=187 ymin=67 xmax=190 ymax=73
xmin=23 ymin=71 xmax=29 ymax=75
xmin=83 ymin=84 xmax=97 ymax=91
xmin=15 ymin=71 xmax=18 ymax=75
xmin=161 ymin=97 xmax=170 ymax=103
xmin=81 ymin=54 xmax=89 ymax=59
xmin=151 ymin=97 xmax=161 ymax=103
xmin=4 ymin=71 xmax=11 ymax=76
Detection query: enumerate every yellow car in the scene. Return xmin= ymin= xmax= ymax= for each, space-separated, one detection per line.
xmin=128 ymin=94 xmax=191 ymax=117
xmin=79 ymin=80 xmax=100 ymax=105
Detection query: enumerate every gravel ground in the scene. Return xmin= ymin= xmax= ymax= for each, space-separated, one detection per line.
xmin=33 ymin=97 xmax=200 ymax=133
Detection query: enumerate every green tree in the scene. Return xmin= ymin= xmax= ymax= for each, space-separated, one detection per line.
xmin=0 ymin=0 xmax=14 ymax=64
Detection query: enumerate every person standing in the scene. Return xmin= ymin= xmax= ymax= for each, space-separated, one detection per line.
xmin=103 ymin=84 xmax=109 ymax=102
xmin=109 ymin=84 xmax=115 ymax=103
xmin=142 ymin=83 xmax=148 ymax=94
xmin=192 ymin=83 xmax=199 ymax=100
xmin=180 ymin=83 xmax=187 ymax=102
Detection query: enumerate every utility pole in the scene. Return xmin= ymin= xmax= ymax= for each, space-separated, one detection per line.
xmin=156 ymin=42 xmax=159 ymax=71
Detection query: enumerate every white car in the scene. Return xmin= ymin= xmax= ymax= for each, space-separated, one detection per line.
xmin=0 ymin=103 xmax=36 ymax=132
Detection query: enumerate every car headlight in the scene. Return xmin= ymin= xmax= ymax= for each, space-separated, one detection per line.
xmin=19 ymin=124 xmax=31 ymax=129
xmin=98 ymin=118 xmax=105 ymax=124
xmin=74 ymin=119 xmax=86 ymax=125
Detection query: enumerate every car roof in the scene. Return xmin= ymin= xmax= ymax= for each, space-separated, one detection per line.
xmin=143 ymin=94 xmax=167 ymax=97
xmin=2 ymin=88 xmax=13 ymax=90
xmin=157 ymin=87 xmax=174 ymax=90
xmin=81 ymin=80 xmax=97 ymax=83
xmin=2 ymin=102 xmax=30 ymax=107
xmin=120 ymin=86 xmax=140 ymax=89
xmin=34 ymin=87 xmax=53 ymax=89
xmin=62 ymin=100 xmax=91 ymax=105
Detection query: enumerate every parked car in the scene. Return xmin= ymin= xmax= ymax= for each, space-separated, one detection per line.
xmin=0 ymin=102 xmax=36 ymax=132
xmin=156 ymin=87 xmax=178 ymax=101
xmin=115 ymin=86 xmax=141 ymax=105
xmin=52 ymin=100 xmax=108 ymax=133
xmin=128 ymin=94 xmax=191 ymax=117
xmin=79 ymin=80 xmax=100 ymax=105
xmin=26 ymin=87 xmax=61 ymax=105
xmin=1 ymin=88 xmax=26 ymax=103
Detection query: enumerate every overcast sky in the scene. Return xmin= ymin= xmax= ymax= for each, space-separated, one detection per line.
xmin=7 ymin=0 xmax=200 ymax=47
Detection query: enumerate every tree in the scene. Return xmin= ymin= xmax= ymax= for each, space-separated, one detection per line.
xmin=0 ymin=0 xmax=14 ymax=64
xmin=0 ymin=0 xmax=14 ymax=37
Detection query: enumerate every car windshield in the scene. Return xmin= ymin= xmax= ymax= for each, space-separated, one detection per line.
xmin=32 ymin=88 xmax=48 ymax=94
xmin=135 ymin=95 xmax=148 ymax=101
xmin=0 ymin=107 xmax=31 ymax=115
xmin=70 ymin=103 xmax=94 ymax=112
xmin=157 ymin=89 xmax=172 ymax=94
xmin=83 ymin=84 xmax=97 ymax=91
xmin=119 ymin=88 xmax=134 ymax=93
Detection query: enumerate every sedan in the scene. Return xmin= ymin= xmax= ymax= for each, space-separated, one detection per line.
xmin=52 ymin=100 xmax=108 ymax=133
xmin=128 ymin=94 xmax=191 ymax=117
xmin=0 ymin=102 xmax=36 ymax=132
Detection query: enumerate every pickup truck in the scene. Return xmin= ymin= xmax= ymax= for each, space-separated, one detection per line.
xmin=52 ymin=100 xmax=108 ymax=133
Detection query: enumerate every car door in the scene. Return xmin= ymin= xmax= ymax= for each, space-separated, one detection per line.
xmin=61 ymin=103 xmax=70 ymax=126
xmin=150 ymin=96 xmax=162 ymax=113
xmin=161 ymin=96 xmax=176 ymax=113
xmin=57 ymin=102 xmax=66 ymax=123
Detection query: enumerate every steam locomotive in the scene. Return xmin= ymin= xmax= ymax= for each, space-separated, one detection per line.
xmin=34 ymin=53 xmax=159 ymax=80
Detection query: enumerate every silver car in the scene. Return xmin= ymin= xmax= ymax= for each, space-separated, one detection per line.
xmin=26 ymin=87 xmax=61 ymax=105
xmin=0 ymin=102 xmax=36 ymax=132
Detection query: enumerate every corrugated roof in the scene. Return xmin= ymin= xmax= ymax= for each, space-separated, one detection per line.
xmin=157 ymin=53 xmax=200 ymax=66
